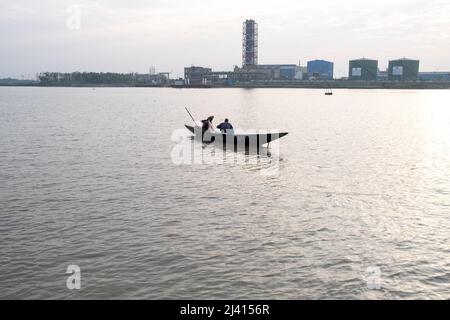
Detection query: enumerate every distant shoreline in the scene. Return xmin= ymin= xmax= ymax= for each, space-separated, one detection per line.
xmin=1 ymin=81 xmax=450 ymax=89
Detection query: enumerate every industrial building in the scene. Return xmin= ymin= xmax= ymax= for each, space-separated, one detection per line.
xmin=418 ymin=72 xmax=450 ymax=82
xmin=184 ymin=65 xmax=272 ymax=86
xmin=256 ymin=64 xmax=303 ymax=80
xmin=242 ymin=19 xmax=258 ymax=68
xmin=184 ymin=66 xmax=213 ymax=85
xmin=182 ymin=20 xmax=445 ymax=86
xmin=348 ymin=58 xmax=378 ymax=81
xmin=184 ymin=19 xmax=306 ymax=86
xmin=307 ymin=60 xmax=334 ymax=80
xmin=241 ymin=20 xmax=305 ymax=80
xmin=388 ymin=58 xmax=420 ymax=81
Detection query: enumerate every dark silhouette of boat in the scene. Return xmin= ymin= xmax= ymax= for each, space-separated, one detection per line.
xmin=184 ymin=125 xmax=288 ymax=149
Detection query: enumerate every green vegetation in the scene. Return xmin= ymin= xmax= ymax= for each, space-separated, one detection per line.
xmin=37 ymin=72 xmax=169 ymax=86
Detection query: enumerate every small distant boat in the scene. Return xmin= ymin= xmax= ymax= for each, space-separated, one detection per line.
xmin=184 ymin=125 xmax=288 ymax=148
xmin=325 ymin=88 xmax=333 ymax=95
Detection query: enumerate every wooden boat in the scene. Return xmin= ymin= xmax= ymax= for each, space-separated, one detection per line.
xmin=184 ymin=125 xmax=288 ymax=148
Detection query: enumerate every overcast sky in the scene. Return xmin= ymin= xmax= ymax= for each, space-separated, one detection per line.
xmin=1 ymin=0 xmax=450 ymax=78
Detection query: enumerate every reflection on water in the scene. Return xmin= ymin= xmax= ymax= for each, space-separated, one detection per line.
xmin=183 ymin=137 xmax=280 ymax=177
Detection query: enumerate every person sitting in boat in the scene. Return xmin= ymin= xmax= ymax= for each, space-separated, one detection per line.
xmin=217 ymin=118 xmax=234 ymax=133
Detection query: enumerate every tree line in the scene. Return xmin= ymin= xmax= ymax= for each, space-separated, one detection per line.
xmin=37 ymin=72 xmax=169 ymax=85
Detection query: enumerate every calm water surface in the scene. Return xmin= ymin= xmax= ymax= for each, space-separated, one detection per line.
xmin=0 ymin=87 xmax=449 ymax=299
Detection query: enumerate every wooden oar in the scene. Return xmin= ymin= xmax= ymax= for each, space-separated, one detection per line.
xmin=185 ymin=107 xmax=197 ymax=126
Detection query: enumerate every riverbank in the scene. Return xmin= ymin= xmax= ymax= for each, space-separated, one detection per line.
xmin=232 ymin=80 xmax=450 ymax=89
xmin=2 ymin=80 xmax=450 ymax=89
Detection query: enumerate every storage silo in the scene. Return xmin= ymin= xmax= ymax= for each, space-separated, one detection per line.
xmin=348 ymin=58 xmax=378 ymax=81
xmin=388 ymin=58 xmax=420 ymax=81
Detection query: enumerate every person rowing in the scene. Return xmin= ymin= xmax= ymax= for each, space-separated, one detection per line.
xmin=200 ymin=116 xmax=215 ymax=143
xmin=201 ymin=116 xmax=214 ymax=133
xmin=217 ymin=118 xmax=234 ymax=134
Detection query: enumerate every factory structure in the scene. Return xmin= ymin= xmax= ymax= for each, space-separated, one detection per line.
xmin=185 ymin=19 xmax=319 ymax=86
xmin=29 ymin=19 xmax=449 ymax=88
xmin=242 ymin=19 xmax=258 ymax=68
xmin=307 ymin=60 xmax=334 ymax=80
xmin=418 ymin=72 xmax=450 ymax=81
xmin=181 ymin=19 xmax=448 ymax=87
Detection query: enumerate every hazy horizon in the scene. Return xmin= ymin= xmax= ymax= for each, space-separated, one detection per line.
xmin=1 ymin=0 xmax=450 ymax=79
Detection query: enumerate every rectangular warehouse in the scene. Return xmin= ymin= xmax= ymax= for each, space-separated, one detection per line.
xmin=388 ymin=58 xmax=420 ymax=81
xmin=256 ymin=64 xmax=298 ymax=80
xmin=418 ymin=72 xmax=450 ymax=81
xmin=348 ymin=58 xmax=378 ymax=81
xmin=307 ymin=60 xmax=334 ymax=80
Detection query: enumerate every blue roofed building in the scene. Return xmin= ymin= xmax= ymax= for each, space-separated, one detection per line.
xmin=307 ymin=59 xmax=334 ymax=80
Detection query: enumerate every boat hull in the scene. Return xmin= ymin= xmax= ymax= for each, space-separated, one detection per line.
xmin=184 ymin=125 xmax=288 ymax=148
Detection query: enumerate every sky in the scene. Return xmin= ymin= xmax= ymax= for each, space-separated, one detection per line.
xmin=1 ymin=0 xmax=450 ymax=79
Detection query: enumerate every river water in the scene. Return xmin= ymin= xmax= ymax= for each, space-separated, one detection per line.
xmin=0 ymin=87 xmax=449 ymax=299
